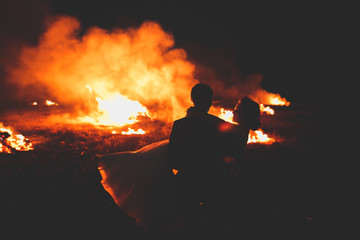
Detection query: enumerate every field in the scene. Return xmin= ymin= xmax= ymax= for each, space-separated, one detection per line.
xmin=0 ymin=105 xmax=355 ymax=238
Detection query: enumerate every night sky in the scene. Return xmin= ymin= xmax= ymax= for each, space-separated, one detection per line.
xmin=0 ymin=0 xmax=354 ymax=111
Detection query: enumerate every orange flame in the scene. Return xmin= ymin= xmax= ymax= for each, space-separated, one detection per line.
xmin=7 ymin=15 xmax=292 ymax=138
xmin=45 ymin=100 xmax=58 ymax=106
xmin=0 ymin=123 xmax=33 ymax=153
xmin=121 ymin=128 xmax=146 ymax=135
xmin=218 ymin=108 xmax=236 ymax=124
xmin=214 ymin=107 xmax=277 ymax=144
xmin=251 ymin=89 xmax=290 ymax=106
xmin=247 ymin=129 xmax=275 ymax=144
xmin=268 ymin=96 xmax=290 ymax=106
xmin=260 ymin=104 xmax=275 ymax=115
xmin=8 ymin=16 xmax=196 ymax=127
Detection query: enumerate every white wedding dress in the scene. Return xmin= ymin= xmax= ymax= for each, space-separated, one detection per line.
xmin=97 ymin=140 xmax=179 ymax=230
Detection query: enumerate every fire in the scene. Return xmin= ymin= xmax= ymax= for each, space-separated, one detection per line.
xmin=250 ymin=89 xmax=290 ymax=106
xmin=6 ymin=15 xmax=291 ymax=139
xmin=210 ymin=95 xmax=290 ymax=144
xmin=45 ymin=100 xmax=58 ymax=106
xmin=214 ymin=107 xmax=276 ymax=144
xmin=247 ymin=129 xmax=275 ymax=144
xmin=0 ymin=123 xmax=33 ymax=153
xmin=260 ymin=104 xmax=275 ymax=115
xmin=121 ymin=128 xmax=146 ymax=135
xmin=8 ymin=16 xmax=196 ymax=128
xmin=218 ymin=108 xmax=236 ymax=124
xmin=268 ymin=95 xmax=290 ymax=106
xmin=90 ymin=93 xmax=149 ymax=126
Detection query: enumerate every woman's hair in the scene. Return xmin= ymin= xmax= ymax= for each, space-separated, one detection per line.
xmin=233 ymin=97 xmax=260 ymax=130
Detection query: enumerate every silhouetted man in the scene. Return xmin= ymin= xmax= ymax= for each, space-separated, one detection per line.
xmin=169 ymin=83 xmax=232 ymax=224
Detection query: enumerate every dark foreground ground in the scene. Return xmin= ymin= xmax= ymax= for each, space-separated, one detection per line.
xmin=0 ymin=104 xmax=356 ymax=238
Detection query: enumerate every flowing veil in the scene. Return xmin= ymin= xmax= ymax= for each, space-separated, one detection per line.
xmin=97 ymin=140 xmax=179 ymax=230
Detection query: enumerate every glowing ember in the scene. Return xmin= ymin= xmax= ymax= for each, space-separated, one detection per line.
xmin=45 ymin=100 xmax=58 ymax=106
xmin=268 ymin=96 xmax=290 ymax=106
xmin=0 ymin=123 xmax=33 ymax=153
xmin=215 ymin=107 xmax=276 ymax=144
xmin=92 ymin=92 xmax=149 ymax=126
xmin=218 ymin=108 xmax=236 ymax=124
xmin=247 ymin=129 xmax=275 ymax=144
xmin=32 ymin=101 xmax=38 ymax=106
xmin=260 ymin=104 xmax=275 ymax=115
xmin=121 ymin=128 xmax=146 ymax=135
xmin=250 ymin=90 xmax=290 ymax=106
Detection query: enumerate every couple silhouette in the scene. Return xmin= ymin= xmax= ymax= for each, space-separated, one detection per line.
xmin=97 ymin=83 xmax=261 ymax=231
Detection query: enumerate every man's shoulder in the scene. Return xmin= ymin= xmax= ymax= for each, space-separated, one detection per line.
xmin=172 ymin=116 xmax=196 ymax=128
xmin=173 ymin=117 xmax=187 ymax=124
xmin=174 ymin=114 xmax=225 ymax=124
xmin=206 ymin=114 xmax=226 ymax=122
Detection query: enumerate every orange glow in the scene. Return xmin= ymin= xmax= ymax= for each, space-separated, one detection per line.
xmin=0 ymin=123 xmax=33 ymax=153
xmin=260 ymin=104 xmax=275 ymax=115
xmin=6 ymin=15 xmax=292 ymax=138
xmin=247 ymin=129 xmax=275 ymax=144
xmin=250 ymin=89 xmax=290 ymax=106
xmin=172 ymin=169 xmax=179 ymax=175
xmin=98 ymin=167 xmax=119 ymax=206
xmin=45 ymin=100 xmax=58 ymax=106
xmin=86 ymin=93 xmax=150 ymax=126
xmin=8 ymin=16 xmax=196 ymax=128
xmin=268 ymin=96 xmax=290 ymax=106
xmin=214 ymin=107 xmax=276 ymax=144
xmin=218 ymin=108 xmax=236 ymax=124
xmin=121 ymin=128 xmax=146 ymax=135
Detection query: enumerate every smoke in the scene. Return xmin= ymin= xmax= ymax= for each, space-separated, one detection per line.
xmin=4 ymin=15 xmax=287 ymax=125
xmin=5 ymin=16 xmax=197 ymax=123
xmin=194 ymin=62 xmax=283 ymax=108
xmin=0 ymin=0 xmax=51 ymax=113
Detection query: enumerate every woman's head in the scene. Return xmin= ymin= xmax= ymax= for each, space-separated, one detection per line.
xmin=233 ymin=97 xmax=260 ymax=130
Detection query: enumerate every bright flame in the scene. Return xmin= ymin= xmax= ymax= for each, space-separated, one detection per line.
xmin=268 ymin=96 xmax=290 ymax=106
xmin=250 ymin=89 xmax=290 ymax=106
xmin=45 ymin=100 xmax=58 ymax=106
xmin=260 ymin=104 xmax=275 ymax=115
xmin=86 ymin=92 xmax=150 ymax=126
xmin=121 ymin=128 xmax=146 ymax=135
xmin=8 ymin=16 xmax=196 ymax=127
xmin=214 ymin=107 xmax=276 ymax=144
xmin=247 ymin=129 xmax=275 ymax=144
xmin=0 ymin=123 xmax=33 ymax=153
xmin=6 ymin=15 xmax=293 ymax=138
xmin=218 ymin=108 xmax=236 ymax=124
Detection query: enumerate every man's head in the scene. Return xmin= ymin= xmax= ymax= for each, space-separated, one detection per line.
xmin=191 ymin=83 xmax=213 ymax=111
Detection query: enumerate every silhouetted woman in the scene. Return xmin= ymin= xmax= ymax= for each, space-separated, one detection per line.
xmin=229 ymin=97 xmax=261 ymax=161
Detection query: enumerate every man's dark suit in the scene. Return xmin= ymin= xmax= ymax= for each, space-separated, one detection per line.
xmin=168 ymin=108 xmax=233 ymax=208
